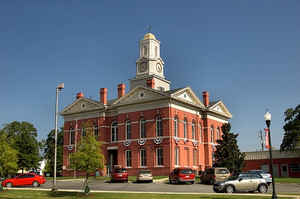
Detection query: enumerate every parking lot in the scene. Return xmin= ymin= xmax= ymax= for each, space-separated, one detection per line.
xmin=37 ymin=179 xmax=300 ymax=195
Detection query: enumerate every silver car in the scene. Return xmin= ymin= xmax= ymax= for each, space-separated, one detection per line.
xmin=247 ymin=170 xmax=272 ymax=185
xmin=213 ymin=173 xmax=268 ymax=193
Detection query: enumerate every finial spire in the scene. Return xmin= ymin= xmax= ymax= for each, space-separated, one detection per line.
xmin=147 ymin=25 xmax=152 ymax=33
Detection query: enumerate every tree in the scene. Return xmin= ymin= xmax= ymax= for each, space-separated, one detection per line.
xmin=213 ymin=123 xmax=245 ymax=175
xmin=1 ymin=121 xmax=41 ymax=172
xmin=43 ymin=128 xmax=64 ymax=176
xmin=0 ymin=133 xmax=18 ymax=178
xmin=280 ymin=105 xmax=300 ymax=152
xmin=70 ymin=122 xmax=104 ymax=194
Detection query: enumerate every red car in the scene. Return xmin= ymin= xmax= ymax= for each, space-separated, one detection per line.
xmin=1 ymin=173 xmax=46 ymax=187
xmin=111 ymin=168 xmax=128 ymax=182
xmin=169 ymin=168 xmax=195 ymax=184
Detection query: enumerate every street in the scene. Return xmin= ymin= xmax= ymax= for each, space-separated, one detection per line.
xmin=37 ymin=179 xmax=300 ymax=195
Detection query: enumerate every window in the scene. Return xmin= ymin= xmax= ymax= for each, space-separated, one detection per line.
xmin=156 ymin=116 xmax=163 ymax=137
xmin=94 ymin=125 xmax=99 ymax=137
xmin=192 ymin=121 xmax=196 ymax=140
xmin=193 ymin=149 xmax=197 ymax=166
xmin=126 ymin=150 xmax=132 ymax=167
xmin=155 ymin=46 xmax=158 ymax=57
xmin=69 ymin=128 xmax=75 ymax=145
xmin=175 ymin=147 xmax=179 ymax=166
xmin=216 ymin=127 xmax=220 ymax=140
xmin=126 ymin=120 xmax=131 ymax=139
xmin=140 ymin=119 xmax=146 ymax=138
xmin=184 ymin=119 xmax=187 ymax=139
xmin=210 ymin=126 xmax=214 ymax=143
xmin=174 ymin=117 xmax=178 ymax=137
xmin=143 ymin=46 xmax=147 ymax=56
xmin=111 ymin=122 xmax=118 ymax=142
xmin=199 ymin=123 xmax=202 ymax=142
xmin=156 ymin=148 xmax=163 ymax=166
xmin=82 ymin=127 xmax=86 ymax=137
xmin=185 ymin=147 xmax=189 ymax=166
xmin=140 ymin=149 xmax=146 ymax=167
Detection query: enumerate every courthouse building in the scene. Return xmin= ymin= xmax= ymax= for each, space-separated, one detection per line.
xmin=61 ymin=32 xmax=232 ymax=176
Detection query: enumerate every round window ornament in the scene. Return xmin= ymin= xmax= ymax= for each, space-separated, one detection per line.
xmin=138 ymin=138 xmax=146 ymax=145
xmin=139 ymin=91 xmax=145 ymax=99
xmin=67 ymin=145 xmax=73 ymax=151
xmin=81 ymin=103 xmax=86 ymax=109
xmin=153 ymin=137 xmax=163 ymax=144
xmin=123 ymin=140 xmax=131 ymax=147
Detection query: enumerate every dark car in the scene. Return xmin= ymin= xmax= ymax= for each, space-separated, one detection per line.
xmin=169 ymin=168 xmax=195 ymax=184
xmin=200 ymin=167 xmax=230 ymax=184
xmin=213 ymin=173 xmax=268 ymax=193
xmin=111 ymin=168 xmax=128 ymax=182
xmin=1 ymin=173 xmax=46 ymax=187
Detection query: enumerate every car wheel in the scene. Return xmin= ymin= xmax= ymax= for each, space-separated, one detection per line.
xmin=225 ymin=185 xmax=234 ymax=193
xmin=169 ymin=179 xmax=172 ymax=184
xmin=258 ymin=184 xmax=268 ymax=193
xmin=190 ymin=181 xmax=194 ymax=184
xmin=209 ymin=179 xmax=214 ymax=185
xmin=6 ymin=182 xmax=13 ymax=188
xmin=32 ymin=181 xmax=39 ymax=187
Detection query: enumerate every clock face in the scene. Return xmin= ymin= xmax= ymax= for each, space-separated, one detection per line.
xmin=139 ymin=62 xmax=147 ymax=73
xmin=156 ymin=63 xmax=162 ymax=73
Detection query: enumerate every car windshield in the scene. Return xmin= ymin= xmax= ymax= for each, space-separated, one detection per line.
xmin=216 ymin=169 xmax=229 ymax=174
xmin=139 ymin=170 xmax=151 ymax=174
xmin=228 ymin=175 xmax=239 ymax=180
xmin=180 ymin=169 xmax=193 ymax=174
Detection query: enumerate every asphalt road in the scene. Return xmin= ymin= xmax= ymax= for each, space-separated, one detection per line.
xmin=38 ymin=179 xmax=300 ymax=195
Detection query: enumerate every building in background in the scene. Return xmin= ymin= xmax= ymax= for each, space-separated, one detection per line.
xmin=243 ymin=150 xmax=300 ymax=178
xmin=61 ymin=33 xmax=232 ymax=176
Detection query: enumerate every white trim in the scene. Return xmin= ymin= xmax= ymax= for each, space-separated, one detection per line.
xmin=207 ymin=115 xmax=228 ymax=123
xmin=125 ymin=150 xmax=132 ymax=167
xmin=107 ymin=146 xmax=118 ymax=150
xmin=170 ymin=104 xmax=201 ymax=116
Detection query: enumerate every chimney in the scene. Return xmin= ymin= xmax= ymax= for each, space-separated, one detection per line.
xmin=118 ymin=83 xmax=125 ymax=98
xmin=202 ymin=91 xmax=209 ymax=107
xmin=146 ymin=78 xmax=155 ymax=89
xmin=76 ymin=92 xmax=84 ymax=99
xmin=100 ymin=88 xmax=107 ymax=105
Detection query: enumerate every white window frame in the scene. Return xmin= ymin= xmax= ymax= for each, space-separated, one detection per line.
xmin=126 ymin=120 xmax=131 ymax=140
xmin=199 ymin=123 xmax=202 ymax=143
xmin=184 ymin=119 xmax=187 ymax=139
xmin=210 ymin=126 xmax=214 ymax=143
xmin=192 ymin=121 xmax=196 ymax=140
xmin=111 ymin=122 xmax=118 ymax=142
xmin=216 ymin=127 xmax=220 ymax=140
xmin=156 ymin=116 xmax=162 ymax=137
xmin=156 ymin=148 xmax=163 ymax=166
xmin=140 ymin=149 xmax=146 ymax=167
xmin=94 ymin=125 xmax=99 ymax=137
xmin=69 ymin=128 xmax=75 ymax=145
xmin=174 ymin=117 xmax=178 ymax=137
xmin=140 ymin=119 xmax=146 ymax=138
xmin=175 ymin=147 xmax=179 ymax=166
xmin=125 ymin=150 xmax=132 ymax=168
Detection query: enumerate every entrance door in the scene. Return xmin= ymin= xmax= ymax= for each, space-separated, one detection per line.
xmin=108 ymin=150 xmax=118 ymax=175
xmin=281 ymin=164 xmax=289 ymax=177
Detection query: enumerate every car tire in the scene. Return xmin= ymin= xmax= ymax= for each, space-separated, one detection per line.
xmin=225 ymin=185 xmax=234 ymax=193
xmin=209 ymin=179 xmax=214 ymax=185
xmin=190 ymin=181 xmax=194 ymax=184
xmin=6 ymin=182 xmax=13 ymax=188
xmin=169 ymin=179 xmax=172 ymax=184
xmin=258 ymin=184 xmax=268 ymax=193
xmin=32 ymin=181 xmax=39 ymax=187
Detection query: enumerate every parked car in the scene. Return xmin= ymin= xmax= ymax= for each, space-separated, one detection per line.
xmin=111 ymin=168 xmax=128 ymax=182
xmin=1 ymin=173 xmax=46 ymax=187
xmin=169 ymin=168 xmax=195 ymax=184
xmin=200 ymin=167 xmax=230 ymax=184
xmin=213 ymin=173 xmax=268 ymax=193
xmin=246 ymin=170 xmax=272 ymax=185
xmin=136 ymin=170 xmax=153 ymax=183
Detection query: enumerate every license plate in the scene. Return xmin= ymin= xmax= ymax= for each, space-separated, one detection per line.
xmin=118 ymin=174 xmax=122 ymax=177
xmin=186 ymin=175 xmax=190 ymax=178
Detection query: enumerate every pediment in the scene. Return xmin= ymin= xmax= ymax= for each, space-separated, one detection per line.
xmin=113 ymin=86 xmax=168 ymax=106
xmin=61 ymin=98 xmax=104 ymax=115
xmin=170 ymin=87 xmax=205 ymax=107
xmin=209 ymin=101 xmax=232 ymax=118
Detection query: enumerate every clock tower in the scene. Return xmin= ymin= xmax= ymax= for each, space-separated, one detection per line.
xmin=130 ymin=32 xmax=171 ymax=91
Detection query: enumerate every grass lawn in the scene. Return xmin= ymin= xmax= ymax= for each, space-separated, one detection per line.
xmin=275 ymin=178 xmax=300 ymax=184
xmin=0 ymin=190 xmax=294 ymax=199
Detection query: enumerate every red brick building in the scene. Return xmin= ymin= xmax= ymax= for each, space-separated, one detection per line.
xmin=243 ymin=150 xmax=300 ymax=178
xmin=61 ymin=33 xmax=232 ymax=176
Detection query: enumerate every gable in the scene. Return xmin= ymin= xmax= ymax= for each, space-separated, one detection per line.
xmin=209 ymin=101 xmax=232 ymax=118
xmin=113 ymin=86 xmax=168 ymax=106
xmin=61 ymin=98 xmax=104 ymax=115
xmin=171 ymin=87 xmax=205 ymax=107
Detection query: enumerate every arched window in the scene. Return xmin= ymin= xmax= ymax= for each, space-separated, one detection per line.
xmin=111 ymin=121 xmax=118 ymax=142
xmin=155 ymin=46 xmax=158 ymax=57
xmin=140 ymin=149 xmax=146 ymax=167
xmin=174 ymin=117 xmax=178 ymax=137
xmin=199 ymin=123 xmax=202 ymax=143
xmin=192 ymin=120 xmax=196 ymax=140
xmin=216 ymin=127 xmax=220 ymax=140
xmin=175 ymin=147 xmax=179 ymax=166
xmin=184 ymin=118 xmax=188 ymax=139
xmin=140 ymin=118 xmax=146 ymax=138
xmin=69 ymin=127 xmax=75 ymax=145
xmin=156 ymin=115 xmax=163 ymax=137
xmin=210 ymin=126 xmax=214 ymax=143
xmin=126 ymin=120 xmax=131 ymax=140
xmin=143 ymin=46 xmax=147 ymax=56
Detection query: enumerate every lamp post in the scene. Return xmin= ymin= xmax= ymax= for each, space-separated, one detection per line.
xmin=52 ymin=83 xmax=64 ymax=191
xmin=264 ymin=111 xmax=277 ymax=199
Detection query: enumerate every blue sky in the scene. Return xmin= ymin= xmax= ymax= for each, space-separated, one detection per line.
xmin=1 ymin=1 xmax=299 ymax=151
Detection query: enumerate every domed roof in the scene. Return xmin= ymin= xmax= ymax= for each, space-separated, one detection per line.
xmin=143 ymin=33 xmax=156 ymax=40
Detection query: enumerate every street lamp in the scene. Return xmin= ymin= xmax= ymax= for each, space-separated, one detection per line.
xmin=264 ymin=111 xmax=277 ymax=199
xmin=52 ymin=83 xmax=64 ymax=191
